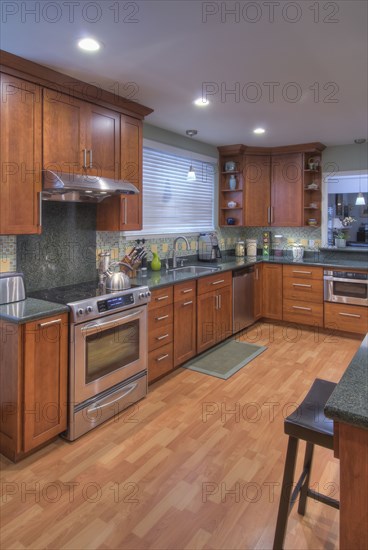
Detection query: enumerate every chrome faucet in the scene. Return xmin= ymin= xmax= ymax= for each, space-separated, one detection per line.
xmin=172 ymin=236 xmax=190 ymax=268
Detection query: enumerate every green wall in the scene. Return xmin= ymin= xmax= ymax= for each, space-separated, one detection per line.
xmin=143 ymin=123 xmax=218 ymax=158
xmin=322 ymin=144 xmax=368 ymax=172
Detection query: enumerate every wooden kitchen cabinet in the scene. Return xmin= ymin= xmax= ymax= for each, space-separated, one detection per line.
xmin=148 ymin=286 xmax=174 ymax=383
xmin=43 ymin=91 xmax=120 ymax=179
xmin=262 ymin=264 xmax=283 ymax=320
xmin=96 ymin=115 xmax=143 ymax=231
xmin=0 ymin=313 xmax=68 ymax=462
xmin=0 ymin=73 xmax=42 ymax=235
xmin=283 ymin=265 xmax=324 ymax=327
xmin=174 ymin=282 xmax=197 ymax=367
xmin=324 ymin=302 xmax=368 ymax=334
xmin=244 ymin=155 xmax=271 ymax=226
xmin=271 ymin=153 xmax=303 ymax=226
xmin=254 ymin=263 xmax=263 ymax=320
xmin=197 ymin=272 xmax=232 ymax=354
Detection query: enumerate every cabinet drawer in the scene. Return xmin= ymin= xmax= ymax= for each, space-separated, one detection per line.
xmin=148 ymin=304 xmax=173 ymax=328
xmin=283 ymin=277 xmax=323 ymax=303
xmin=324 ymin=302 xmax=368 ymax=334
xmin=283 ymin=265 xmax=323 ymax=280
xmin=148 ymin=343 xmax=174 ymax=383
xmin=174 ymin=281 xmax=196 ymax=302
xmin=197 ymin=271 xmax=232 ymax=295
xmin=283 ymin=299 xmax=323 ymax=326
xmin=148 ymin=286 xmax=173 ymax=310
xmin=148 ymin=324 xmax=173 ymax=352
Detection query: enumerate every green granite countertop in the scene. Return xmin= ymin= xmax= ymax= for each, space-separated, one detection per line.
xmin=325 ymin=334 xmax=368 ymax=430
xmin=0 ymin=298 xmax=69 ymax=324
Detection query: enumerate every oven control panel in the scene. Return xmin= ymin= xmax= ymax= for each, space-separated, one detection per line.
xmin=97 ymin=294 xmax=135 ymax=313
xmin=332 ymin=271 xmax=367 ymax=280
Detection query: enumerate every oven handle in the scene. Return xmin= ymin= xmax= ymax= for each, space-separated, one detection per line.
xmin=87 ymin=382 xmax=138 ymax=413
xmin=81 ymin=309 xmax=144 ymax=335
xmin=324 ymin=276 xmax=368 ymax=284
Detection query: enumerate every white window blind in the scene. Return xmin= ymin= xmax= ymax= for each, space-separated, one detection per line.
xmin=142 ymin=144 xmax=215 ymax=234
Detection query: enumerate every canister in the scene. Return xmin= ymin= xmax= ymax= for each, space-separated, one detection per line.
xmin=246 ymin=239 xmax=257 ymax=258
xmin=235 ymin=241 xmax=245 ymax=257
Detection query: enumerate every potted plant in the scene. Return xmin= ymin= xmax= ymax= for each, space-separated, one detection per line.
xmin=335 ymin=231 xmax=347 ymax=248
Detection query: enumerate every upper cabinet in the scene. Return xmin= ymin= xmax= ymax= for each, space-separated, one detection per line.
xmin=43 ymin=93 xmax=120 ymax=179
xmin=218 ymin=143 xmax=325 ymax=228
xmin=96 ymin=115 xmax=143 ymax=231
xmin=0 ymin=74 xmax=42 ymax=235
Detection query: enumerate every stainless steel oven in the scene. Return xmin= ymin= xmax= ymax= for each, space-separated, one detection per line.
xmin=324 ymin=270 xmax=368 ymax=306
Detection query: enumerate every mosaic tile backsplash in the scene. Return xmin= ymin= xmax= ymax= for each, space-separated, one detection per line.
xmin=0 ymin=236 xmax=17 ymax=273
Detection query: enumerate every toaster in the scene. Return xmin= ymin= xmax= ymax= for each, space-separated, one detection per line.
xmin=0 ymin=272 xmax=26 ymax=305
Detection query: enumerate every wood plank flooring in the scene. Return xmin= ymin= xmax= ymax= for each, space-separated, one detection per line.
xmin=0 ymin=322 xmax=362 ymax=550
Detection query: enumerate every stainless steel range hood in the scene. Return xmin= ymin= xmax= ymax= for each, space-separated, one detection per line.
xmin=42 ymin=170 xmax=139 ymax=203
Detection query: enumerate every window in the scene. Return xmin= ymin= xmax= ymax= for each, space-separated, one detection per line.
xmin=141 ymin=140 xmax=216 ymax=234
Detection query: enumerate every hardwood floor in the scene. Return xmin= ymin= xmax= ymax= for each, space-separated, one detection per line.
xmin=0 ymin=322 xmax=362 ymax=550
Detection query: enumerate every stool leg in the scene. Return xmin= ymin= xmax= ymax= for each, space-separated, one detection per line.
xmin=273 ymin=436 xmax=299 ymax=550
xmin=298 ymin=442 xmax=314 ymax=516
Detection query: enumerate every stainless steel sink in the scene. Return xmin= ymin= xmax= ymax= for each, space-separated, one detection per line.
xmin=170 ymin=265 xmax=220 ymax=275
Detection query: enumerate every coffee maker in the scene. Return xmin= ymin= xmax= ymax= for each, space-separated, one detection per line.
xmin=198 ymin=232 xmax=222 ymax=261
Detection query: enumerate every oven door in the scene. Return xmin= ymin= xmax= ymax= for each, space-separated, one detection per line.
xmin=72 ymin=306 xmax=147 ymax=404
xmin=324 ymin=276 xmax=368 ymax=306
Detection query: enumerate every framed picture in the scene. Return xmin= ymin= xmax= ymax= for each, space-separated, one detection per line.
xmin=360 ymin=206 xmax=368 ymax=218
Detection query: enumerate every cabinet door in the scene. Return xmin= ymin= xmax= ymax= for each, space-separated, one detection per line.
xmin=23 ymin=314 xmax=68 ymax=452
xmin=88 ymin=104 xmax=120 ymax=179
xmin=96 ymin=115 xmax=142 ymax=231
xmin=197 ymin=291 xmax=217 ymax=354
xmin=0 ymin=74 xmax=42 ymax=234
xmin=215 ymin=286 xmax=232 ymax=343
xmin=174 ymin=298 xmax=197 ymax=367
xmin=271 ymin=153 xmax=303 ymax=226
xmin=254 ymin=264 xmax=263 ymax=320
xmin=244 ymin=155 xmax=270 ymax=226
xmin=43 ymin=91 xmax=85 ymax=174
xmin=262 ymin=264 xmax=283 ymax=320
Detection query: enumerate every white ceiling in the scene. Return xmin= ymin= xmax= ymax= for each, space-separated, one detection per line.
xmin=1 ymin=0 xmax=367 ymax=148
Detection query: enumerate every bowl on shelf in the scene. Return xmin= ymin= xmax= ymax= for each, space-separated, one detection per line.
xmin=307 ymin=218 xmax=318 ymax=226
xmin=226 ymin=217 xmax=236 ymax=225
xmin=307 ymin=183 xmax=319 ymax=190
xmin=224 ymin=161 xmax=236 ymax=172
xmin=227 ymin=201 xmax=237 ymax=208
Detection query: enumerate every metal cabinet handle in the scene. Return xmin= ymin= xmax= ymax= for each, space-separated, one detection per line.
xmin=270 ymin=206 xmax=274 ymax=224
xmin=156 ymin=353 xmax=169 ymax=362
xmin=89 ymin=149 xmax=93 ymax=169
xmin=38 ymin=191 xmax=42 ymax=227
xmin=214 ymin=295 xmax=219 ymax=309
xmin=292 ymin=283 xmax=312 ymax=288
xmin=157 ymin=295 xmax=169 ymax=301
xmin=156 ymin=315 xmax=169 ymax=321
xmin=182 ymin=289 xmax=193 ymax=294
xmin=218 ymin=294 xmax=222 ymax=309
xmin=292 ymin=270 xmax=312 ymax=275
xmin=255 ymin=268 xmax=259 ymax=281
xmin=83 ymin=149 xmax=87 ymax=169
xmin=38 ymin=318 xmax=62 ymax=328
xmin=183 ymin=301 xmax=193 ymax=306
xmin=339 ymin=312 xmax=361 ymax=318
xmin=156 ymin=333 xmax=169 ymax=341
xmin=292 ymin=306 xmax=312 ymax=311
xmin=211 ymin=279 xmax=225 ymax=286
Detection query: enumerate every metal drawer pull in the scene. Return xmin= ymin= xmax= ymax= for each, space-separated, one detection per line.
xmin=157 ymin=334 xmax=169 ymax=341
xmin=89 ymin=149 xmax=93 ymax=168
xmin=292 ymin=306 xmax=312 ymax=311
xmin=182 ymin=289 xmax=192 ymax=294
xmin=39 ymin=318 xmax=62 ymax=328
xmin=83 ymin=149 xmax=87 ymax=168
xmin=156 ymin=295 xmax=169 ymax=301
xmin=156 ymin=314 xmax=169 ymax=321
xmin=292 ymin=283 xmax=312 ymax=288
xmin=156 ymin=353 xmax=169 ymax=362
xmin=339 ymin=312 xmax=361 ymax=318
xmin=292 ymin=270 xmax=312 ymax=275
xmin=211 ymin=279 xmax=225 ymax=285
xmin=183 ymin=301 xmax=193 ymax=306
xmin=38 ymin=191 xmax=42 ymax=227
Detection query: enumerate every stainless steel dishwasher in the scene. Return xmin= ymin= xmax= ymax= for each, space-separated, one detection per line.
xmin=232 ymin=266 xmax=255 ymax=333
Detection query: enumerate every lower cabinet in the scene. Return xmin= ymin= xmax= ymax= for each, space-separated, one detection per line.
xmin=324 ymin=302 xmax=368 ymax=334
xmin=282 ymin=265 xmax=324 ymax=327
xmin=0 ymin=313 xmax=68 ymax=462
xmin=174 ymin=281 xmax=197 ymax=367
xmin=147 ymin=286 xmax=174 ymax=383
xmin=262 ymin=264 xmax=283 ymax=320
xmin=197 ymin=272 xmax=232 ymax=354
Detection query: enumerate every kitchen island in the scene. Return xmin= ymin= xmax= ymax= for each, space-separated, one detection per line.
xmin=325 ymin=334 xmax=368 ymax=550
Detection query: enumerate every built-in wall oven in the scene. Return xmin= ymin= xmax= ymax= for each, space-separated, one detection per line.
xmin=30 ymin=281 xmax=151 ymax=441
xmin=324 ymin=270 xmax=368 ymax=306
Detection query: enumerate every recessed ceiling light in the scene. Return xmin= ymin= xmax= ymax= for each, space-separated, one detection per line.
xmin=253 ymin=128 xmax=265 ymax=134
xmin=194 ymin=97 xmax=210 ymax=107
xmin=78 ymin=38 xmax=101 ymax=52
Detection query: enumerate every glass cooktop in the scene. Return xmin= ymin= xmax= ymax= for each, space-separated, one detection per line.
xmin=29 ymin=280 xmax=139 ymax=305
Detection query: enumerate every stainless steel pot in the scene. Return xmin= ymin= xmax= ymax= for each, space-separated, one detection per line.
xmin=105 ymin=270 xmax=131 ymax=291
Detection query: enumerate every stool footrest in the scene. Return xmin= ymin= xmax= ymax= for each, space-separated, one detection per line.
xmin=306 ymin=488 xmax=340 ymax=510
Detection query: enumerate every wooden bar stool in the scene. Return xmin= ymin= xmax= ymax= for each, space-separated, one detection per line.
xmin=273 ymin=378 xmax=340 ymax=550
